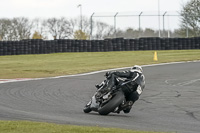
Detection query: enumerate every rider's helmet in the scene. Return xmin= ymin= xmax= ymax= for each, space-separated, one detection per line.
xmin=131 ymin=65 xmax=143 ymax=73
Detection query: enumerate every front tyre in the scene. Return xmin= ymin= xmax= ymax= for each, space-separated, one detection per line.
xmin=98 ymin=91 xmax=124 ymax=115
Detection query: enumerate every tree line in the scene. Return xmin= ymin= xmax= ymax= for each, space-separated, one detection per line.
xmin=0 ymin=0 xmax=199 ymax=41
xmin=0 ymin=16 xmax=116 ymax=40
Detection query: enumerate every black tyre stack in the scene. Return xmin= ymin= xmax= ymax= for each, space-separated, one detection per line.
xmin=95 ymin=40 xmax=100 ymax=52
xmin=147 ymin=38 xmax=151 ymax=50
xmin=0 ymin=41 xmax=3 ymax=55
xmin=171 ymin=38 xmax=175 ymax=50
xmin=116 ymin=38 xmax=124 ymax=51
xmin=193 ymin=37 xmax=199 ymax=49
xmin=2 ymin=41 xmax=7 ymax=55
xmin=53 ymin=40 xmax=57 ymax=53
xmin=30 ymin=39 xmax=36 ymax=54
xmin=0 ymin=37 xmax=200 ymax=56
xmin=189 ymin=38 xmax=193 ymax=49
xmin=70 ymin=40 xmax=74 ymax=52
xmin=63 ymin=39 xmax=67 ymax=52
xmin=129 ymin=39 xmax=134 ymax=51
xmin=184 ymin=38 xmax=190 ymax=49
xmin=161 ymin=38 xmax=165 ymax=50
xmin=100 ymin=40 xmax=105 ymax=52
xmin=177 ymin=38 xmax=183 ymax=50
xmin=179 ymin=38 xmax=184 ymax=50
xmin=35 ymin=39 xmax=40 ymax=54
xmin=90 ymin=40 xmax=94 ymax=52
xmin=107 ymin=39 xmax=113 ymax=51
xmin=103 ymin=39 xmax=108 ymax=52
xmin=156 ymin=37 xmax=161 ymax=50
xmin=66 ymin=39 xmax=71 ymax=52
xmin=58 ymin=39 xmax=63 ymax=53
xmin=75 ymin=39 xmax=79 ymax=52
xmin=87 ymin=40 xmax=92 ymax=52
xmin=82 ymin=40 xmax=87 ymax=52
xmin=15 ymin=41 xmax=20 ymax=55
xmin=124 ymin=39 xmax=130 ymax=51
xmin=139 ymin=38 xmax=145 ymax=50
xmin=24 ymin=40 xmax=29 ymax=54
xmin=145 ymin=38 xmax=149 ymax=50
xmin=19 ymin=40 xmax=24 ymax=55
xmin=111 ymin=39 xmax=116 ymax=51
xmin=168 ymin=38 xmax=173 ymax=50
xmin=77 ymin=40 xmax=81 ymax=52
xmin=6 ymin=41 xmax=11 ymax=55
xmin=39 ymin=39 xmax=44 ymax=54
xmin=194 ymin=37 xmax=200 ymax=49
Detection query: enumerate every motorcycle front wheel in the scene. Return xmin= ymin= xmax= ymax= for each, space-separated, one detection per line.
xmin=98 ymin=91 xmax=124 ymax=115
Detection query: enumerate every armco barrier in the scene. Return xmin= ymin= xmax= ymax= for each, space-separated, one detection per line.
xmin=0 ymin=37 xmax=200 ymax=56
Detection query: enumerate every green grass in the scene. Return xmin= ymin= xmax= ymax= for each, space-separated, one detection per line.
xmin=0 ymin=121 xmax=168 ymax=133
xmin=0 ymin=50 xmax=200 ymax=79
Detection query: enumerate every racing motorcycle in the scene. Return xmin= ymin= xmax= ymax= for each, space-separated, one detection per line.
xmin=83 ymin=75 xmax=134 ymax=115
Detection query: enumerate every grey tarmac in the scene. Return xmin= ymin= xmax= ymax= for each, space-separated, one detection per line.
xmin=0 ymin=61 xmax=199 ymax=133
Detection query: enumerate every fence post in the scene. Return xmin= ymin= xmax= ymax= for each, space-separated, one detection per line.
xmin=163 ymin=12 xmax=167 ymax=37
xmin=139 ymin=12 xmax=143 ymax=37
xmin=114 ymin=12 xmax=118 ymax=38
xmin=90 ymin=13 xmax=95 ymax=40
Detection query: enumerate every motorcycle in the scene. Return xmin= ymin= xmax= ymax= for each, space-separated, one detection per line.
xmin=83 ymin=75 xmax=134 ymax=115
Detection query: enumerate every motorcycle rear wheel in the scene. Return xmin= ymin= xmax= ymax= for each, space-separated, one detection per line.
xmin=98 ymin=91 xmax=124 ymax=115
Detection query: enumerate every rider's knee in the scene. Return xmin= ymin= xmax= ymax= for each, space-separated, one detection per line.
xmin=129 ymin=91 xmax=140 ymax=102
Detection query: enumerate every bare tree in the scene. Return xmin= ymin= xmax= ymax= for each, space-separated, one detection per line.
xmin=179 ymin=0 xmax=200 ymax=37
xmin=46 ymin=17 xmax=73 ymax=39
xmin=142 ymin=28 xmax=158 ymax=37
xmin=93 ymin=21 xmax=108 ymax=39
xmin=12 ymin=17 xmax=33 ymax=40
xmin=0 ymin=18 xmax=15 ymax=40
xmin=0 ymin=18 xmax=11 ymax=40
xmin=123 ymin=28 xmax=139 ymax=38
xmin=69 ymin=18 xmax=76 ymax=35
xmin=92 ymin=21 xmax=115 ymax=40
xmin=75 ymin=16 xmax=90 ymax=34
xmin=104 ymin=26 xmax=115 ymax=38
xmin=0 ymin=17 xmax=33 ymax=40
xmin=32 ymin=18 xmax=48 ymax=39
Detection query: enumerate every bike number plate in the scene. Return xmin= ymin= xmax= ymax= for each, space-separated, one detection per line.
xmin=136 ymin=85 xmax=142 ymax=95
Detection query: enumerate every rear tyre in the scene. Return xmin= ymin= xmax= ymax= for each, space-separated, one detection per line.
xmin=98 ymin=91 xmax=124 ymax=115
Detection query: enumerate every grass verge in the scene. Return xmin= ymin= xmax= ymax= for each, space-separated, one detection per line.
xmin=0 ymin=50 xmax=200 ymax=79
xmin=0 ymin=121 xmax=169 ymax=133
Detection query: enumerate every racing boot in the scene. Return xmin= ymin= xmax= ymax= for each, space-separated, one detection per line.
xmin=115 ymin=101 xmax=133 ymax=113
xmin=118 ymin=101 xmax=134 ymax=113
xmin=123 ymin=106 xmax=132 ymax=113
xmin=123 ymin=101 xmax=134 ymax=113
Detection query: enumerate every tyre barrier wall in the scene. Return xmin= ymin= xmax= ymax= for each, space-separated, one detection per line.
xmin=0 ymin=37 xmax=200 ymax=56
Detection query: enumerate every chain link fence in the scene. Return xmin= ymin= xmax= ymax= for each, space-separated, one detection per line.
xmin=90 ymin=11 xmax=191 ymax=38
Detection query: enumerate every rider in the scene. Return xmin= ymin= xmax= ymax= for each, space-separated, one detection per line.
xmin=96 ymin=65 xmax=145 ymax=113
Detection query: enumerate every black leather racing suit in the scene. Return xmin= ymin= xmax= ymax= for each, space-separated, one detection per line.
xmin=107 ymin=69 xmax=145 ymax=105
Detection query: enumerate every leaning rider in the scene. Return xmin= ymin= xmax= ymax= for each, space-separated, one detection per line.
xmin=96 ymin=65 xmax=145 ymax=113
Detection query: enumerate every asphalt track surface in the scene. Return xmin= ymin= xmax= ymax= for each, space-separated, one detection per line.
xmin=0 ymin=61 xmax=200 ymax=133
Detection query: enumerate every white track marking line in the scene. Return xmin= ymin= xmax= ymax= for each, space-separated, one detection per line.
xmin=0 ymin=60 xmax=199 ymax=84
xmin=177 ymin=79 xmax=200 ymax=86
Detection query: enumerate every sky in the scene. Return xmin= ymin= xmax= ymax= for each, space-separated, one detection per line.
xmin=0 ymin=0 xmax=191 ymax=30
